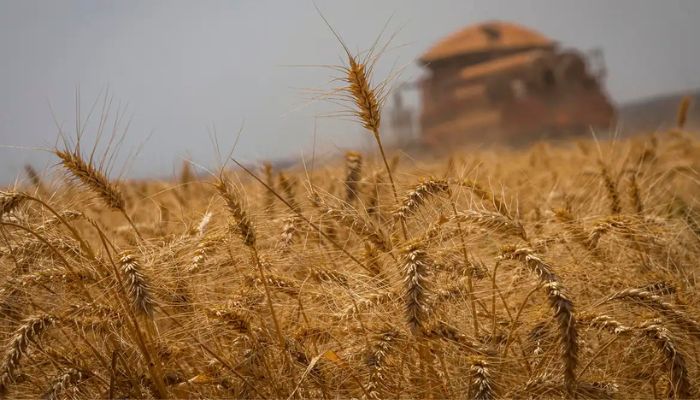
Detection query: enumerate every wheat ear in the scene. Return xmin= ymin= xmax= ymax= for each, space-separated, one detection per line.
xmin=585 ymin=314 xmax=632 ymax=335
xmin=676 ymin=95 xmax=691 ymax=129
xmin=627 ymin=171 xmax=644 ymax=214
xmin=55 ymin=149 xmax=124 ymax=210
xmin=402 ymin=243 xmax=430 ymax=334
xmin=24 ymin=165 xmax=45 ymax=192
xmin=0 ymin=191 xmax=25 ymax=217
xmin=500 ymin=247 xmax=578 ymax=394
xmin=366 ymin=330 xmax=400 ymax=400
xmin=214 ymin=176 xmax=286 ymax=350
xmin=278 ymin=172 xmax=300 ymax=212
xmin=597 ymin=160 xmax=621 ymax=215
xmin=606 ymin=288 xmax=700 ymax=338
xmin=43 ymin=368 xmax=91 ymax=400
xmin=55 ymin=149 xmax=142 ymax=239
xmin=470 ymin=358 xmax=494 ymax=400
xmin=214 ymin=178 xmax=256 ymax=246
xmin=640 ymin=320 xmax=693 ymax=398
xmin=453 ymin=210 xmax=527 ymax=240
xmin=394 ymin=179 xmax=449 ymax=222
xmin=262 ymin=161 xmax=275 ymax=214
xmin=0 ymin=315 xmax=56 ymax=394
xmin=119 ymin=253 xmax=156 ymax=319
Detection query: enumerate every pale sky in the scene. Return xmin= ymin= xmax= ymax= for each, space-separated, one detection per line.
xmin=1 ymin=1 xmax=699 ymax=184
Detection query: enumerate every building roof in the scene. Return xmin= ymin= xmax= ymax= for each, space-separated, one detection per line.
xmin=420 ymin=21 xmax=554 ymax=64
xmin=458 ymin=50 xmax=547 ymax=82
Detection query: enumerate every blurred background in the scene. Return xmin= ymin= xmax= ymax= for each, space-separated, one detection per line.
xmin=1 ymin=0 xmax=699 ymax=184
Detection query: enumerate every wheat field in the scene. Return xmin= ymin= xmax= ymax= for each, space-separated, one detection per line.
xmin=1 ymin=46 xmax=700 ymax=399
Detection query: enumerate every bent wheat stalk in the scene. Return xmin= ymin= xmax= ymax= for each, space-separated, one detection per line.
xmin=500 ymin=246 xmax=578 ymax=395
xmin=640 ymin=320 xmax=693 ymax=398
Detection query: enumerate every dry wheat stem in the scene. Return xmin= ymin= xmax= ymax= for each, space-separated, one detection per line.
xmin=345 ymin=151 xmax=363 ymax=204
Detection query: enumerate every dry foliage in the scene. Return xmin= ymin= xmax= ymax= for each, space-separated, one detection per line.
xmin=1 ymin=37 xmax=700 ymax=399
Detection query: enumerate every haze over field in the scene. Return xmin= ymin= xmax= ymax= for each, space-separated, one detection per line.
xmin=1 ymin=0 xmax=699 ymax=183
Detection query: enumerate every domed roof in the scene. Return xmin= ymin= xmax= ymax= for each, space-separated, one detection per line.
xmin=420 ymin=21 xmax=555 ymax=64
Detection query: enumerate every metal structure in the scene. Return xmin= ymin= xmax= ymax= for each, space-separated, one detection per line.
xmin=415 ymin=21 xmax=615 ymax=146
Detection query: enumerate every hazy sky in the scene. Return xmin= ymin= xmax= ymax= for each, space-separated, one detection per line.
xmin=1 ymin=0 xmax=699 ymax=184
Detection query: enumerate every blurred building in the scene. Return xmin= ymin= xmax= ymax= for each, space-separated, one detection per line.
xmin=415 ymin=21 xmax=615 ymax=146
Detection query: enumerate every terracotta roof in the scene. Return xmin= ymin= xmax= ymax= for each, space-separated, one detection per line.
xmin=420 ymin=21 xmax=554 ymax=64
xmin=458 ymin=50 xmax=547 ymax=82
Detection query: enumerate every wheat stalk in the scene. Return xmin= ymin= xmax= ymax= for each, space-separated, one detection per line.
xmin=317 ymin=196 xmax=391 ymax=252
xmin=345 ymin=151 xmax=363 ymax=204
xmin=459 ymin=180 xmax=508 ymax=216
